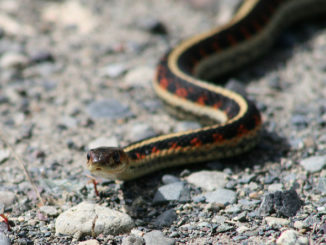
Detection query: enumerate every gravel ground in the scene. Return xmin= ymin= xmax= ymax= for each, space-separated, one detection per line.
xmin=0 ymin=0 xmax=326 ymax=244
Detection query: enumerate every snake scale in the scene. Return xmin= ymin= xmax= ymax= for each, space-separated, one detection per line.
xmin=87 ymin=0 xmax=326 ymax=180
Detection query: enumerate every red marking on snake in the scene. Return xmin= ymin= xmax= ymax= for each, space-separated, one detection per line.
xmin=136 ymin=153 xmax=146 ymax=160
xmin=240 ymin=27 xmax=251 ymax=39
xmin=197 ymin=95 xmax=208 ymax=105
xmin=176 ymin=88 xmax=188 ymax=98
xmin=190 ymin=137 xmax=202 ymax=147
xmin=237 ymin=124 xmax=249 ymax=136
xmin=170 ymin=142 xmax=181 ymax=150
xmin=152 ymin=147 xmax=160 ymax=154
xmin=160 ymin=78 xmax=169 ymax=89
xmin=213 ymin=101 xmax=222 ymax=109
xmin=213 ymin=133 xmax=224 ymax=142
xmin=227 ymin=34 xmax=237 ymax=46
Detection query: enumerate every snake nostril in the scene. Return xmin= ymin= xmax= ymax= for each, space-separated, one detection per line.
xmin=87 ymin=152 xmax=91 ymax=161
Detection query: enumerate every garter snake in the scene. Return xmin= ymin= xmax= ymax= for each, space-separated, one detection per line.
xmin=87 ymin=0 xmax=326 ymax=180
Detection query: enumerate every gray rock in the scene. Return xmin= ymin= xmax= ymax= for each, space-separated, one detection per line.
xmin=101 ymin=63 xmax=127 ymax=78
xmin=86 ymin=99 xmax=132 ymax=119
xmin=300 ymin=155 xmax=326 ymax=173
xmin=268 ymin=183 xmax=283 ymax=192
xmin=162 ymin=175 xmax=180 ymax=185
xmin=78 ymin=240 xmax=100 ymax=245
xmin=193 ymin=188 xmax=236 ymax=205
xmin=259 ymin=190 xmax=302 ymax=217
xmin=124 ymin=66 xmax=153 ymax=88
xmin=0 ymin=191 xmax=16 ymax=206
xmin=143 ymin=230 xmax=175 ymax=245
xmin=122 ymin=235 xmax=144 ymax=245
xmin=0 ymin=52 xmax=28 ymax=69
xmin=238 ymin=173 xmax=255 ymax=184
xmin=88 ymin=137 xmax=118 ymax=149
xmin=276 ymin=229 xmax=308 ymax=245
xmin=55 ymin=202 xmax=134 ymax=236
xmin=40 ymin=205 xmax=59 ymax=217
xmin=0 ymin=232 xmax=10 ymax=245
xmin=211 ymin=215 xmax=226 ymax=224
xmin=265 ymin=217 xmax=290 ymax=227
xmin=0 ymin=149 xmax=10 ymax=164
xmin=185 ymin=171 xmax=227 ymax=191
xmin=127 ymin=123 xmax=156 ymax=142
xmin=154 ymin=209 xmax=177 ymax=227
xmin=153 ymin=182 xmax=190 ymax=203
xmin=224 ymin=204 xmax=241 ymax=214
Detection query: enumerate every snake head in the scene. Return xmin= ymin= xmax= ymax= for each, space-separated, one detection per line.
xmin=86 ymin=147 xmax=129 ymax=179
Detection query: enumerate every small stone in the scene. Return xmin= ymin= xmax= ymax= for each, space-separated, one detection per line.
xmin=86 ymin=99 xmax=132 ymax=119
xmin=0 ymin=191 xmax=16 ymax=206
xmin=268 ymin=183 xmax=283 ymax=192
xmin=29 ymin=51 xmax=54 ymax=64
xmin=300 ymin=156 xmax=326 ymax=173
xmin=101 ymin=63 xmax=127 ymax=78
xmin=124 ymin=66 xmax=153 ymax=88
xmin=291 ymin=114 xmax=308 ymax=127
xmin=193 ymin=188 xmax=236 ymax=205
xmin=58 ymin=116 xmax=78 ymax=129
xmin=122 ymin=235 xmax=144 ymax=245
xmin=40 ymin=205 xmax=59 ymax=217
xmin=143 ymin=230 xmax=174 ymax=245
xmin=265 ymin=217 xmax=290 ymax=227
xmin=153 ymin=182 xmax=190 ymax=203
xmin=211 ymin=215 xmax=226 ymax=224
xmin=137 ymin=18 xmax=167 ymax=34
xmin=154 ymin=209 xmax=177 ymax=227
xmin=127 ymin=123 xmax=156 ymax=142
xmin=0 ymin=232 xmax=10 ymax=245
xmin=317 ymin=177 xmax=326 ymax=194
xmin=55 ymin=202 xmax=134 ymax=236
xmin=88 ymin=137 xmax=118 ymax=149
xmin=78 ymin=240 xmax=100 ymax=245
xmin=236 ymin=225 xmax=249 ymax=234
xmin=293 ymin=221 xmax=306 ymax=230
xmin=225 ymin=204 xmax=241 ymax=214
xmin=162 ymin=175 xmax=180 ymax=185
xmin=185 ymin=171 xmax=227 ymax=191
xmin=0 ymin=149 xmax=10 ymax=163
xmin=276 ymin=229 xmax=308 ymax=245
xmin=259 ymin=190 xmax=302 ymax=217
xmin=0 ymin=52 xmax=28 ymax=68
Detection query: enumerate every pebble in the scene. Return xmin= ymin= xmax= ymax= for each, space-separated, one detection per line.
xmin=101 ymin=63 xmax=127 ymax=78
xmin=268 ymin=183 xmax=283 ymax=192
xmin=259 ymin=190 xmax=302 ymax=217
xmin=29 ymin=51 xmax=54 ymax=64
xmin=193 ymin=188 xmax=236 ymax=205
xmin=121 ymin=234 xmax=144 ymax=245
xmin=236 ymin=225 xmax=250 ymax=234
xmin=86 ymin=99 xmax=132 ymax=119
xmin=300 ymin=155 xmax=326 ymax=173
xmin=55 ymin=202 xmax=134 ymax=236
xmin=265 ymin=217 xmax=290 ymax=227
xmin=225 ymin=204 xmax=241 ymax=214
xmin=88 ymin=136 xmax=118 ymax=149
xmin=0 ymin=149 xmax=10 ymax=163
xmin=185 ymin=170 xmax=227 ymax=191
xmin=291 ymin=114 xmax=308 ymax=128
xmin=39 ymin=205 xmax=59 ymax=217
xmin=211 ymin=215 xmax=226 ymax=224
xmin=153 ymin=182 xmax=190 ymax=203
xmin=0 ymin=52 xmax=28 ymax=68
xmin=276 ymin=230 xmax=308 ymax=245
xmin=58 ymin=116 xmax=78 ymax=129
xmin=238 ymin=173 xmax=255 ymax=184
xmin=162 ymin=175 xmax=180 ymax=184
xmin=127 ymin=123 xmax=156 ymax=142
xmin=317 ymin=177 xmax=326 ymax=194
xmin=124 ymin=66 xmax=153 ymax=88
xmin=143 ymin=230 xmax=175 ymax=245
xmin=0 ymin=232 xmax=10 ymax=245
xmin=137 ymin=18 xmax=167 ymax=35
xmin=154 ymin=209 xmax=177 ymax=227
xmin=78 ymin=240 xmax=100 ymax=245
xmin=0 ymin=191 xmax=16 ymax=206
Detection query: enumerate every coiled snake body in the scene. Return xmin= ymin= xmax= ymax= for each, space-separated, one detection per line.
xmin=87 ymin=0 xmax=326 ymax=180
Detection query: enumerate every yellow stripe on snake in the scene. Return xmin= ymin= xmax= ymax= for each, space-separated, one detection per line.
xmin=87 ymin=0 xmax=326 ymax=180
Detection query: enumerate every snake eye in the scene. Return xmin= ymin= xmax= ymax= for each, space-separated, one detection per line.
xmin=87 ymin=152 xmax=91 ymax=161
xmin=112 ymin=151 xmax=120 ymax=163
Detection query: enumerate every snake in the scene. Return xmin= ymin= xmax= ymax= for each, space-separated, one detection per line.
xmin=86 ymin=0 xmax=326 ymax=180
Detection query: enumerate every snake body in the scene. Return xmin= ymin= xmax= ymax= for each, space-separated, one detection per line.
xmin=87 ymin=0 xmax=326 ymax=180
